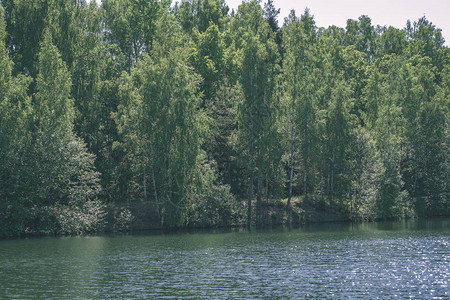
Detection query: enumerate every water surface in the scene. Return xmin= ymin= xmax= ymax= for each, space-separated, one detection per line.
xmin=1 ymin=219 xmax=449 ymax=299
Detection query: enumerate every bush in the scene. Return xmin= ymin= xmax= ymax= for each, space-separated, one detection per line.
xmin=52 ymin=200 xmax=106 ymax=235
xmin=114 ymin=207 xmax=135 ymax=232
xmin=188 ymin=184 xmax=236 ymax=228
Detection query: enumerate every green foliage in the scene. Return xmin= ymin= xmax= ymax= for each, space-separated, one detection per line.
xmin=231 ymin=0 xmax=282 ymax=226
xmin=363 ymin=55 xmax=408 ymax=219
xmin=1 ymin=1 xmax=448 ymax=236
xmin=102 ymin=0 xmax=167 ymax=68
xmin=401 ymin=56 xmax=448 ymax=216
xmin=192 ymin=22 xmax=226 ymax=103
xmin=406 ymin=17 xmax=446 ymax=71
xmin=187 ymin=184 xmax=236 ymax=228
xmin=114 ymin=207 xmax=135 ymax=231
xmin=349 ymin=128 xmax=381 ymax=221
xmin=0 ymin=22 xmax=103 ymax=237
xmin=344 ymin=15 xmax=376 ymax=56
xmin=114 ymin=11 xmax=205 ymax=227
xmin=69 ymin=3 xmax=125 ymax=201
xmin=376 ymin=26 xmax=407 ymax=56
xmin=175 ymin=0 xmax=228 ymax=34
xmin=52 ymin=199 xmax=106 ymax=235
xmin=282 ymin=9 xmax=316 ymax=209
xmin=0 ymin=6 xmax=11 ymax=96
xmin=34 ymin=28 xmax=74 ymax=134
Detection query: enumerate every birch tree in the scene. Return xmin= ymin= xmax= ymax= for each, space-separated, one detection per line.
xmin=115 ymin=12 xmax=204 ymax=226
xmin=233 ymin=0 xmax=280 ymax=227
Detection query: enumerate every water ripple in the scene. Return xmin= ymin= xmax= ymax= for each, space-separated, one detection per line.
xmin=0 ymin=220 xmax=449 ymax=299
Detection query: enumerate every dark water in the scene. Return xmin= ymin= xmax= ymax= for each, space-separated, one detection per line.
xmin=1 ymin=219 xmax=449 ymax=299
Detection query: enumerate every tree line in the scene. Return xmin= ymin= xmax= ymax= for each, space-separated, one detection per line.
xmin=0 ymin=0 xmax=448 ymax=236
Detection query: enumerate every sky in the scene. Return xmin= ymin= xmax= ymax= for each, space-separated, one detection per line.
xmin=225 ymin=0 xmax=450 ymax=45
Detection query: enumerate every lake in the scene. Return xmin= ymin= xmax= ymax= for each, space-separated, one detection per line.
xmin=1 ymin=219 xmax=448 ymax=299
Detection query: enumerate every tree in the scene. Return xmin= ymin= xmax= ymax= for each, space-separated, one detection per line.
xmin=1 ymin=24 xmax=103 ymax=236
xmin=0 ymin=7 xmax=33 ymax=235
xmin=1 ymin=0 xmax=49 ymax=77
xmin=69 ymin=2 xmax=126 ymax=201
xmin=232 ymin=0 xmax=280 ymax=227
xmin=406 ymin=16 xmax=446 ymax=73
xmin=175 ymin=0 xmax=228 ymax=34
xmin=344 ymin=15 xmax=376 ymax=58
xmin=349 ymin=127 xmax=381 ymax=221
xmin=313 ymin=35 xmax=356 ymax=206
xmin=115 ymin=11 xmax=205 ymax=227
xmin=401 ymin=56 xmax=448 ymax=216
xmin=364 ymin=55 xmax=410 ymax=219
xmin=102 ymin=0 xmax=166 ymax=68
xmin=0 ymin=5 xmax=11 ymax=98
xmin=192 ymin=22 xmax=226 ymax=104
xmin=263 ymin=0 xmax=282 ymax=56
xmin=204 ymin=80 xmax=240 ymax=192
xmin=286 ymin=9 xmax=317 ymax=205
xmin=375 ymin=26 xmax=407 ymax=57
xmin=263 ymin=0 xmax=280 ymax=33
xmin=27 ymin=29 xmax=102 ymax=235
xmin=282 ymin=9 xmax=315 ymax=211
xmin=2 ymin=0 xmax=84 ymax=79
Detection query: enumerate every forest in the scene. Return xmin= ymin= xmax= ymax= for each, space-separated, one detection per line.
xmin=0 ymin=0 xmax=448 ymax=237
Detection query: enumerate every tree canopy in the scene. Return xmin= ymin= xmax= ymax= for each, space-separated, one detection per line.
xmin=0 ymin=0 xmax=448 ymax=236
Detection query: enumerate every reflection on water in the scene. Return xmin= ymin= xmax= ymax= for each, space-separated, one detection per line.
xmin=1 ymin=219 xmax=449 ymax=299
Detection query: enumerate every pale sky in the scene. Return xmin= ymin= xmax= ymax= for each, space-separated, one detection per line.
xmin=226 ymin=0 xmax=450 ymax=45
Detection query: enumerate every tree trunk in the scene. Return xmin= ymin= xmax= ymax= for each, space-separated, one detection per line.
xmin=256 ymin=170 xmax=262 ymax=227
xmin=303 ymin=162 xmax=308 ymax=203
xmin=330 ymin=143 xmax=335 ymax=204
xmin=319 ymin=172 xmax=324 ymax=203
xmin=265 ymin=172 xmax=269 ymax=225
xmin=247 ymin=69 xmax=254 ymax=228
xmin=248 ymin=156 xmax=253 ymax=228
xmin=150 ymin=134 xmax=160 ymax=220
xmin=287 ymin=98 xmax=295 ymax=212
xmin=151 ymin=165 xmax=160 ymax=220
xmin=327 ymin=169 xmax=330 ymax=200
xmin=303 ymin=117 xmax=308 ymax=203
xmin=143 ymin=165 xmax=147 ymax=202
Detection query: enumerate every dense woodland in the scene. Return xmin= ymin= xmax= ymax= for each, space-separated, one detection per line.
xmin=0 ymin=0 xmax=448 ymax=236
